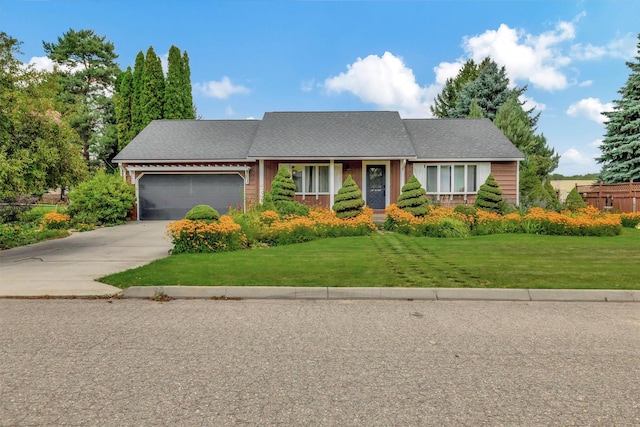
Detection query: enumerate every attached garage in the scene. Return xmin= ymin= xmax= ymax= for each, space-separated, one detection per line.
xmin=138 ymin=173 xmax=245 ymax=220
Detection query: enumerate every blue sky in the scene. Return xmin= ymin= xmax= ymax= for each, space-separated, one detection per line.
xmin=2 ymin=0 xmax=639 ymax=175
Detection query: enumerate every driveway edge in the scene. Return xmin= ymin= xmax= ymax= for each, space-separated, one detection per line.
xmin=123 ymin=286 xmax=640 ymax=302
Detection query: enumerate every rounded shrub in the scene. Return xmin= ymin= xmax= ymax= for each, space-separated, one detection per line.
xmin=564 ymin=187 xmax=587 ymax=211
xmin=397 ymin=175 xmax=429 ymax=216
xmin=185 ymin=204 xmax=220 ymax=221
xmin=271 ymin=166 xmax=296 ymax=202
xmin=332 ymin=175 xmax=365 ymax=219
xmin=274 ymin=200 xmax=310 ymax=217
xmin=454 ymin=204 xmax=477 ymax=216
xmin=68 ymin=171 xmax=135 ymax=226
xmin=474 ymin=173 xmax=503 ymax=213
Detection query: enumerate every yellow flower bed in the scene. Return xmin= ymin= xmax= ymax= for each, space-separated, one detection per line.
xmin=40 ymin=211 xmax=71 ymax=230
xmin=385 ymin=204 xmax=622 ymax=237
xmin=166 ymin=216 xmax=246 ymax=253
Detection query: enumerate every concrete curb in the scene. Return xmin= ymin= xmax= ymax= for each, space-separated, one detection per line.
xmin=123 ymin=286 xmax=640 ymax=302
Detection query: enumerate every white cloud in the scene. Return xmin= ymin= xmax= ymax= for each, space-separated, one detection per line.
xmin=571 ymin=33 xmax=637 ymax=61
xmin=225 ymin=105 xmax=235 ymax=116
xmin=561 ymin=148 xmax=593 ymax=165
xmin=194 ymin=77 xmax=250 ymax=99
xmin=462 ymin=22 xmax=574 ymax=91
xmin=27 ymin=56 xmax=85 ymax=73
xmin=588 ymin=139 xmax=603 ymax=148
xmin=433 ymin=60 xmax=464 ymax=85
xmin=579 ymin=80 xmax=593 ymax=87
xmin=566 ymin=97 xmax=614 ymax=124
xmin=324 ymin=51 xmax=434 ymax=117
xmin=301 ymin=79 xmax=315 ymax=92
xmin=160 ymin=52 xmax=169 ymax=76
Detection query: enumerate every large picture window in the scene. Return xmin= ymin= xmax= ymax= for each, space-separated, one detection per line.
xmin=281 ymin=164 xmax=341 ymax=196
xmin=415 ymin=163 xmax=490 ymax=196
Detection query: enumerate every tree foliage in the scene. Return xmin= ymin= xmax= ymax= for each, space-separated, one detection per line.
xmin=131 ymin=51 xmax=145 ymax=136
xmin=474 ymin=173 xmax=503 ymax=213
xmin=113 ymin=67 xmax=134 ymax=150
xmin=397 ymin=175 xmax=429 ymax=216
xmin=332 ymin=175 xmax=365 ymax=219
xmin=564 ymin=187 xmax=587 ymax=211
xmin=0 ymin=32 xmax=86 ymax=202
xmin=597 ymin=33 xmax=640 ymax=183
xmin=164 ymin=45 xmax=195 ymax=120
xmin=68 ymin=171 xmax=135 ymax=225
xmin=43 ymin=28 xmax=119 ymax=167
xmin=431 ymin=59 xmax=484 ymax=118
xmin=271 ymin=166 xmax=296 ymax=202
xmin=141 ymin=46 xmax=165 ymax=127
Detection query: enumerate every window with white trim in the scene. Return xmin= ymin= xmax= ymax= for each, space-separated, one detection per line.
xmin=281 ymin=164 xmax=343 ymax=196
xmin=413 ymin=163 xmax=490 ymax=196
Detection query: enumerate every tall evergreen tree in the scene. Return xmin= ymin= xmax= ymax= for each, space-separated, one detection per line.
xmin=453 ymin=60 xmax=518 ymax=120
xmin=140 ymin=46 xmax=164 ymax=127
xmin=467 ymin=98 xmax=484 ymax=118
xmin=131 ymin=51 xmax=145 ymax=136
xmin=43 ymin=28 xmax=120 ymax=166
xmin=181 ymin=51 xmax=195 ymax=119
xmin=163 ymin=45 xmax=183 ymax=119
xmin=596 ymin=33 xmax=640 ymax=183
xmin=113 ymin=67 xmax=133 ymax=149
xmin=431 ymin=59 xmax=483 ymax=118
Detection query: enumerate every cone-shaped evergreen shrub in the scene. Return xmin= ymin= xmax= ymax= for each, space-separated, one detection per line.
xmin=474 ymin=173 xmax=503 ymax=213
xmin=397 ymin=175 xmax=429 ymax=216
xmin=332 ymin=175 xmax=365 ymax=219
xmin=564 ymin=187 xmax=587 ymax=211
xmin=271 ymin=166 xmax=296 ymax=202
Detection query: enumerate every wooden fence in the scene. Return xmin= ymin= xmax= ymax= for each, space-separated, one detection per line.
xmin=575 ymin=181 xmax=639 ymax=213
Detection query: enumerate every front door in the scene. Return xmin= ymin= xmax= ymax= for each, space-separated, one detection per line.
xmin=366 ymin=165 xmax=386 ymax=209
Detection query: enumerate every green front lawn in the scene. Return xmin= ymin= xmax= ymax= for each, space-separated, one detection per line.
xmin=100 ymin=228 xmax=640 ymax=290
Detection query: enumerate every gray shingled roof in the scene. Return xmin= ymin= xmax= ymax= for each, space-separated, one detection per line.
xmin=403 ymin=118 xmax=525 ymax=160
xmin=247 ymin=111 xmax=416 ymax=159
xmin=113 ymin=113 xmax=524 ymax=163
xmin=112 ymin=120 xmax=259 ymax=162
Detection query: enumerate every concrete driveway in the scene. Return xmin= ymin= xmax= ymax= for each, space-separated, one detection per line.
xmin=0 ymin=221 xmax=172 ymax=297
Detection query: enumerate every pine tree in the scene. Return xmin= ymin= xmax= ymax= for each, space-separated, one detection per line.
xmin=131 ymin=51 xmax=145 ymax=135
xmin=453 ymin=60 xmax=518 ymax=120
xmin=141 ymin=46 xmax=165 ymax=127
xmin=397 ymin=175 xmax=429 ymax=216
xmin=474 ymin=173 xmax=503 ymax=213
xmin=181 ymin=51 xmax=195 ymax=119
xmin=431 ymin=59 xmax=482 ymax=118
xmin=164 ymin=45 xmax=183 ymax=119
xmin=597 ymin=33 xmax=640 ymax=183
xmin=114 ymin=67 xmax=133 ymax=150
xmin=332 ymin=175 xmax=365 ymax=219
xmin=467 ymin=98 xmax=484 ymax=118
xmin=271 ymin=166 xmax=296 ymax=202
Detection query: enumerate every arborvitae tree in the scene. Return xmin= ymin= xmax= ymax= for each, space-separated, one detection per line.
xmin=131 ymin=51 xmax=145 ymax=135
xmin=544 ymin=179 xmax=559 ymax=210
xmin=597 ymin=33 xmax=640 ymax=183
xmin=397 ymin=175 xmax=429 ymax=216
xmin=114 ymin=67 xmax=134 ymax=150
xmin=141 ymin=46 xmax=164 ymax=127
xmin=523 ymin=178 xmax=555 ymax=209
xmin=467 ymin=98 xmax=484 ymax=118
xmin=332 ymin=175 xmax=365 ymax=219
xmin=164 ymin=45 xmax=183 ymax=119
xmin=270 ymin=166 xmax=296 ymax=202
xmin=564 ymin=187 xmax=587 ymax=211
xmin=431 ymin=59 xmax=483 ymax=118
xmin=453 ymin=60 xmax=521 ymax=121
xmin=181 ymin=51 xmax=195 ymax=119
xmin=474 ymin=173 xmax=503 ymax=213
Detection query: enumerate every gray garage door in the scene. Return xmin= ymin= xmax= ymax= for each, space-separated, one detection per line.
xmin=139 ymin=174 xmax=244 ymax=220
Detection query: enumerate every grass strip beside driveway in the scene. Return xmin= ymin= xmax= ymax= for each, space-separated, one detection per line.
xmin=99 ymin=229 xmax=640 ymax=290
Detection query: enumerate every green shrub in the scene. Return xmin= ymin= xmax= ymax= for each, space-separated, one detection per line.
xmin=413 ymin=218 xmax=470 ymax=238
xmin=454 ymin=204 xmax=477 ymax=216
xmin=17 ymin=205 xmax=59 ymax=223
xmin=332 ymin=175 xmax=365 ymax=219
xmin=0 ymin=223 xmax=68 ymax=249
xmin=474 ymin=173 xmax=503 ymax=213
xmin=259 ymin=192 xmax=277 ymax=212
xmin=68 ymin=171 xmax=135 ymax=226
xmin=271 ymin=166 xmax=296 ymax=202
xmin=185 ymin=204 xmax=220 ymax=221
xmin=397 ymin=175 xmax=429 ymax=216
xmin=274 ymin=200 xmax=310 ymax=217
xmin=523 ymin=179 xmax=556 ymax=209
xmin=564 ymin=187 xmax=587 ymax=211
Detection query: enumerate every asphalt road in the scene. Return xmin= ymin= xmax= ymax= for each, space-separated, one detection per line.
xmin=1 ymin=299 xmax=639 ymax=426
